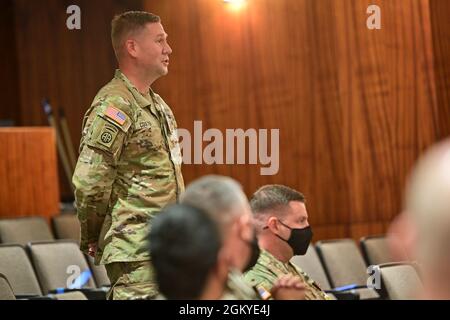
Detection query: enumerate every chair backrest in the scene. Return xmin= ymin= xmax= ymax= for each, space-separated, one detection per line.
xmin=379 ymin=262 xmax=423 ymax=300
xmin=27 ymin=241 xmax=96 ymax=294
xmin=0 ymin=217 xmax=54 ymax=245
xmin=290 ymin=244 xmax=331 ymax=290
xmin=360 ymin=235 xmax=392 ymax=266
xmin=316 ymin=239 xmax=369 ymax=288
xmin=0 ymin=273 xmax=16 ymax=300
xmin=52 ymin=214 xmax=80 ymax=242
xmin=0 ymin=244 xmax=42 ymax=296
xmin=85 ymin=255 xmax=111 ymax=288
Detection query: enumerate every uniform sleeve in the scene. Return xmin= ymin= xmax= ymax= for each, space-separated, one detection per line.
xmin=72 ymin=99 xmax=132 ymax=253
xmin=243 ymin=269 xmax=276 ymax=297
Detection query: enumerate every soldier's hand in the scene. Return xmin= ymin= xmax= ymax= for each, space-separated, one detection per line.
xmin=88 ymin=243 xmax=97 ymax=257
xmin=271 ymin=275 xmax=306 ymax=300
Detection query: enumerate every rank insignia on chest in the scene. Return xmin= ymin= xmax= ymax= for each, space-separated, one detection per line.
xmin=105 ymin=106 xmax=127 ymax=126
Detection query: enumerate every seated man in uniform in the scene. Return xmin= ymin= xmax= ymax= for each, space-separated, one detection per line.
xmin=244 ymin=184 xmax=331 ymax=300
xmin=180 ymin=175 xmax=306 ymax=300
xmin=149 ymin=204 xmax=227 ymax=299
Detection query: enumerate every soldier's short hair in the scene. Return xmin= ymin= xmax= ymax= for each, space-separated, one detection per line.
xmin=180 ymin=175 xmax=249 ymax=234
xmin=250 ymin=184 xmax=305 ymax=217
xmin=111 ymin=11 xmax=160 ymax=60
xmin=149 ymin=204 xmax=221 ymax=300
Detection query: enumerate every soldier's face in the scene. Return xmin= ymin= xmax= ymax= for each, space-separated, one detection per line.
xmin=267 ymin=201 xmax=309 ymax=244
xmin=134 ymin=22 xmax=172 ymax=78
xmin=284 ymin=201 xmax=309 ymax=230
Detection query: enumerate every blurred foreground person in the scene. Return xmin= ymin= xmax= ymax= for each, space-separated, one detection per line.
xmin=150 ymin=204 xmax=225 ymax=299
xmin=181 ymin=175 xmax=306 ymax=300
xmin=388 ymin=139 xmax=450 ymax=299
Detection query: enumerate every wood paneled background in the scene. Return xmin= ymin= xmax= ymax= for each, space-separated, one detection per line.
xmin=1 ymin=0 xmax=449 ymax=242
xmin=0 ymin=128 xmax=60 ymax=220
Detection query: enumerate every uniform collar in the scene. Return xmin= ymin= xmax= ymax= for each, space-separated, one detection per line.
xmin=114 ymin=69 xmax=158 ymax=110
xmin=259 ymin=249 xmax=292 ymax=272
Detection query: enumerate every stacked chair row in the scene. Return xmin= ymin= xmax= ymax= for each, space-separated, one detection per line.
xmin=0 ymin=215 xmax=110 ymax=300
xmin=291 ymin=237 xmax=422 ymax=300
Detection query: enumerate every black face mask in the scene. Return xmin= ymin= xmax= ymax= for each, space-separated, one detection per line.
xmin=275 ymin=220 xmax=313 ymax=256
xmin=243 ymin=233 xmax=260 ymax=272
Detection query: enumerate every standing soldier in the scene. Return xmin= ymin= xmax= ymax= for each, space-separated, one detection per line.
xmin=72 ymin=11 xmax=184 ymax=300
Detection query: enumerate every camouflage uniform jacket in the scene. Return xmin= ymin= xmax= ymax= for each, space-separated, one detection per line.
xmin=73 ymin=69 xmax=184 ymax=265
xmin=244 ymin=250 xmax=331 ymax=300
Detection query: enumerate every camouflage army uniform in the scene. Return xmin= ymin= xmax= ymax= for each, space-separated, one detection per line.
xmin=221 ymin=269 xmax=260 ymax=300
xmin=244 ymin=250 xmax=331 ymax=300
xmin=72 ymin=69 xmax=184 ymax=300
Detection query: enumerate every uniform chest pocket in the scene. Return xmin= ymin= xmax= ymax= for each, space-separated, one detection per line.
xmin=129 ymin=112 xmax=167 ymax=153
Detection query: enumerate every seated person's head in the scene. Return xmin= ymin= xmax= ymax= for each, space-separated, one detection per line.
xmin=149 ymin=204 xmax=225 ymax=299
xmin=180 ymin=175 xmax=259 ymax=273
xmin=250 ymin=184 xmax=312 ymax=260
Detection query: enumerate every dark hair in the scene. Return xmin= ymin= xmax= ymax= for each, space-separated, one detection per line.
xmin=149 ymin=204 xmax=221 ymax=300
xmin=111 ymin=11 xmax=161 ymax=59
xmin=250 ymin=184 xmax=305 ymax=215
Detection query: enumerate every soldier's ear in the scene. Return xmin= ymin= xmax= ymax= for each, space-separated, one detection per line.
xmin=266 ymin=216 xmax=279 ymax=232
xmin=125 ymin=39 xmax=139 ymax=58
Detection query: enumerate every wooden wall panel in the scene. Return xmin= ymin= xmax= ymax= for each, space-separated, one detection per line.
xmin=12 ymin=0 xmax=144 ymax=199
xmin=0 ymin=0 xmax=20 ymax=125
xmin=0 ymin=128 xmax=60 ymax=220
xmin=2 ymin=0 xmax=449 ymax=242
xmin=430 ymin=0 xmax=450 ymax=137
xmin=144 ymin=0 xmax=445 ymax=241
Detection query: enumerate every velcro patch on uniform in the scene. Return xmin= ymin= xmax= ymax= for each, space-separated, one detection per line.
xmin=97 ymin=123 xmax=119 ymax=148
xmin=105 ymin=106 xmax=127 ymax=126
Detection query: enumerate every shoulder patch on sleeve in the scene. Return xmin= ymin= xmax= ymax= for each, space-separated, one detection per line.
xmin=95 ymin=104 xmax=132 ymax=132
xmin=97 ymin=122 xmax=119 ymax=148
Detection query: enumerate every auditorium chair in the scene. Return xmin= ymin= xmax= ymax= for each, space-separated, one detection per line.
xmin=52 ymin=213 xmax=80 ymax=242
xmin=360 ymin=235 xmax=392 ymax=266
xmin=378 ymin=262 xmax=423 ymax=300
xmin=0 ymin=273 xmax=16 ymax=300
xmin=26 ymin=240 xmax=104 ymax=298
xmin=0 ymin=217 xmax=54 ymax=245
xmin=316 ymin=239 xmax=380 ymax=299
xmin=0 ymin=244 xmax=43 ymax=297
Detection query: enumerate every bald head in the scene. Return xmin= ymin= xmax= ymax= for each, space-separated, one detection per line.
xmin=405 ymin=139 xmax=450 ymax=273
